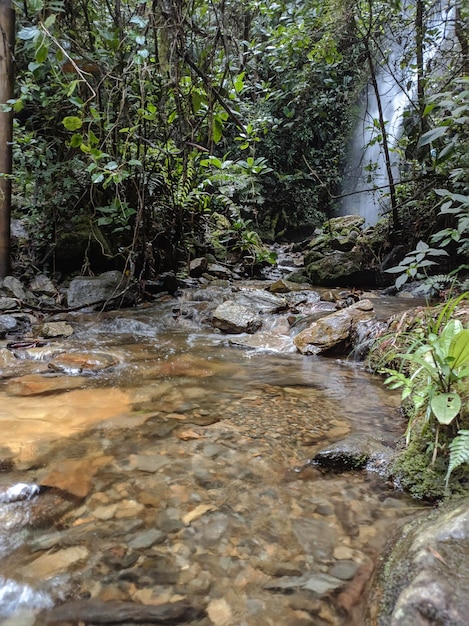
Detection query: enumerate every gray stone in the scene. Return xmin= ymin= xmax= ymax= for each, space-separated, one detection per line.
xmin=66 ymin=271 xmax=127 ymax=309
xmin=128 ymin=529 xmax=165 ymax=549
xmin=0 ymin=314 xmax=18 ymax=336
xmin=233 ymin=288 xmax=287 ymax=314
xmin=328 ymin=560 xmax=359 ymax=580
xmin=189 ymin=257 xmax=208 ymax=278
xmin=370 ymin=498 xmax=469 ymax=626
xmin=2 ymin=276 xmax=27 ymax=300
xmin=212 ymin=301 xmax=262 ymax=334
xmin=29 ymin=275 xmax=57 ymax=296
xmin=0 ymin=297 xmax=20 ymax=310
xmin=39 ymin=322 xmax=74 ymax=338
xmin=311 ymin=434 xmax=394 ymax=471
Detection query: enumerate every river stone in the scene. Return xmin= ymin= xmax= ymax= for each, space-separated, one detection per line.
xmin=17 ymin=546 xmax=89 ymax=579
xmin=311 ymin=435 xmax=394 ymax=471
xmin=39 ymin=321 xmax=74 ymax=338
xmin=0 ymin=314 xmax=18 ymax=336
xmin=48 ymin=351 xmax=118 ymax=374
xmin=0 ymin=296 xmax=19 ymax=310
xmin=38 ymin=598 xmax=203 ymax=624
xmin=233 ymin=288 xmax=287 ymax=313
xmin=294 ymin=299 xmax=375 ymax=355
xmin=128 ymin=529 xmax=165 ymax=549
xmin=29 ymin=275 xmax=57 ymax=296
xmin=189 ymin=257 xmax=208 ymax=277
xmin=268 ymin=278 xmax=305 ymax=293
xmin=6 ymin=373 xmax=87 ymax=396
xmin=370 ymin=498 xmax=469 ymax=626
xmin=66 ymin=271 xmax=128 ymax=309
xmin=305 ymin=250 xmax=366 ymax=287
xmin=1 ymin=276 xmax=27 ymax=300
xmin=212 ymin=301 xmax=262 ymax=334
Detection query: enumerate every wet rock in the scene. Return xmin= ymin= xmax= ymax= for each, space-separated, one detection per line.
xmin=212 ymin=301 xmax=262 ymax=334
xmin=29 ymin=275 xmax=57 ymax=297
xmin=6 ymin=373 xmax=87 ymax=396
xmin=255 ymin=560 xmax=304 ymax=577
xmin=1 ymin=276 xmax=28 ymax=301
xmin=294 ymin=300 xmax=375 ymax=355
xmin=233 ymin=288 xmax=287 ymax=313
xmin=66 ymin=271 xmax=128 ymax=309
xmin=0 ymin=314 xmax=19 ymax=336
xmin=48 ymin=351 xmax=118 ymax=374
xmin=265 ymin=572 xmax=344 ymax=595
xmin=39 ymin=321 xmax=74 ymax=338
xmin=144 ymin=271 xmax=179 ymax=295
xmin=17 ymin=546 xmax=89 ymax=579
xmin=268 ymin=278 xmax=306 ymax=293
xmin=292 ymin=518 xmax=337 ymax=560
xmin=128 ymin=528 xmax=166 ymax=549
xmin=328 ymin=560 xmax=360 ymax=581
xmin=207 ymin=597 xmax=233 ymax=626
xmin=0 ymin=296 xmax=19 ymax=310
xmin=38 ymin=598 xmax=204 ymax=624
xmin=311 ymin=435 xmax=394 ymax=471
xmin=205 ymin=263 xmax=233 ymax=279
xmin=370 ymin=498 xmax=469 ymax=626
xmin=189 ymin=257 xmax=208 ymax=278
xmin=38 ymin=456 xmax=113 ymax=498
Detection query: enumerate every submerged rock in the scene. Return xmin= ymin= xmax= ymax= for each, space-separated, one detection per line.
xmin=311 ymin=434 xmax=394 ymax=471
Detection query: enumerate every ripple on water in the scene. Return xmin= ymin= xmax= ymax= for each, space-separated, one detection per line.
xmin=0 ymin=576 xmax=53 ymax=620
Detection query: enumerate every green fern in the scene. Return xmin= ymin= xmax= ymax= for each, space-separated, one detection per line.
xmin=445 ymin=430 xmax=469 ymax=489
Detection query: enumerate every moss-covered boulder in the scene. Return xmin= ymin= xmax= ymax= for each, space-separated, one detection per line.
xmin=368 ymin=498 xmax=469 ymax=625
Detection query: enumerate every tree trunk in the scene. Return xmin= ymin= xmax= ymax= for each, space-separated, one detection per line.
xmin=0 ymin=0 xmax=14 ymax=278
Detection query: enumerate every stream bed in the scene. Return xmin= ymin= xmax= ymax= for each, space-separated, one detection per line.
xmin=0 ymin=286 xmax=426 ymax=625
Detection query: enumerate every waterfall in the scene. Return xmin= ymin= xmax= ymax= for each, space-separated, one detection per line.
xmin=339 ymin=2 xmax=455 ymax=226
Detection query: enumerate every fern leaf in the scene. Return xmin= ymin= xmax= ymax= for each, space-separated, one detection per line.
xmin=445 ymin=430 xmax=469 ymax=489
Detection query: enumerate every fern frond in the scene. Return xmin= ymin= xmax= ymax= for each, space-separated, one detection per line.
xmin=445 ymin=429 xmax=469 ymax=489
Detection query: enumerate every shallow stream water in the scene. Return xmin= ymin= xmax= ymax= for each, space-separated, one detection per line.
xmin=0 ymin=287 xmax=426 ymax=625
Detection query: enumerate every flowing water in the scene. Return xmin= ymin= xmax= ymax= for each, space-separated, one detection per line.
xmin=339 ymin=1 xmax=455 ymax=225
xmin=0 ymin=288 xmax=426 ymax=625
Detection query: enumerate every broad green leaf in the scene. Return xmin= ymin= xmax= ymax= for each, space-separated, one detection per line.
xmin=62 ymin=116 xmax=83 ymax=131
xmin=18 ymin=26 xmax=40 ymax=40
xmin=431 ymin=393 xmax=461 ymax=424
xmin=35 ymin=43 xmax=49 ymax=63
xmin=417 ymin=125 xmax=449 ymax=148
xmin=69 ymin=133 xmax=83 ymax=148
xmin=449 ymin=329 xmax=469 ymax=369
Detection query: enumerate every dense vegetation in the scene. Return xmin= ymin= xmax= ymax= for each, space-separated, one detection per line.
xmin=1 ymin=0 xmax=465 ymax=287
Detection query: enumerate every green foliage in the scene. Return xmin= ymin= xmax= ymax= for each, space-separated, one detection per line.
xmin=385 ymin=240 xmax=448 ymax=291
xmin=380 ymin=294 xmax=469 ymax=492
xmin=446 ymin=430 xmax=469 ymax=489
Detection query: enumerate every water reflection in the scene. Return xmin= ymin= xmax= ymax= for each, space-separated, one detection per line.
xmin=0 ymin=304 xmax=419 ymax=625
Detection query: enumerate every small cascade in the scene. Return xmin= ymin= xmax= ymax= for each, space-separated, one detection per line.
xmin=339 ymin=2 xmax=454 ymax=225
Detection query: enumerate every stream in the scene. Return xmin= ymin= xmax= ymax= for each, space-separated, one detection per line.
xmin=0 ymin=283 xmax=426 ymax=626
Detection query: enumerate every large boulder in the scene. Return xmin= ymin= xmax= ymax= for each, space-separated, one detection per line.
xmin=294 ymin=299 xmax=375 ymax=355
xmin=305 ymin=250 xmax=366 ymax=286
xmin=66 ymin=271 xmax=129 ymax=309
xmin=368 ymin=498 xmax=469 ymax=626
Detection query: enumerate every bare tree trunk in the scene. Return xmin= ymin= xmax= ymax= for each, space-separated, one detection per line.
xmin=0 ymin=0 xmax=14 ymax=278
